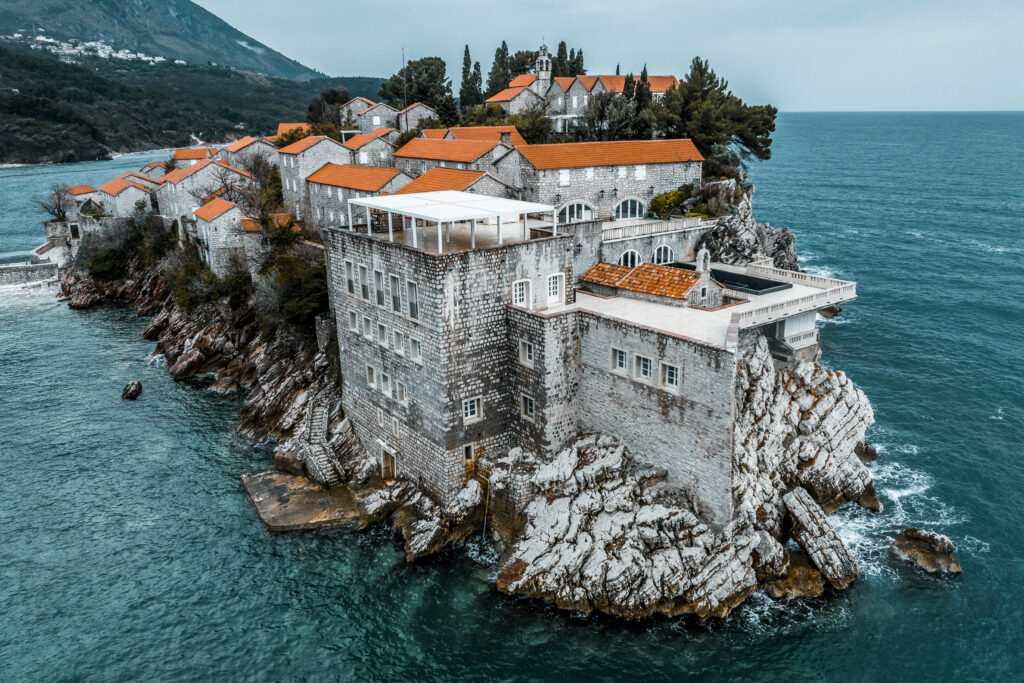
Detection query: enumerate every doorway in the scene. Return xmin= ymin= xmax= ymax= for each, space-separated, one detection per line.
xmin=381 ymin=446 xmax=397 ymax=484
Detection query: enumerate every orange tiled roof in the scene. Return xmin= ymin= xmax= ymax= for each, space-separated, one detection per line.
xmin=64 ymin=185 xmax=96 ymax=195
xmin=343 ymin=96 xmax=376 ymax=108
xmin=421 ymin=128 xmax=448 ymax=138
xmin=142 ymin=161 xmax=164 ymax=169
xmin=276 ymin=122 xmax=310 ymax=136
xmin=509 ymin=73 xmax=537 ymax=88
xmin=598 ymin=75 xmax=678 ymax=93
xmin=581 ymin=262 xmax=700 ymax=299
xmin=358 ymin=101 xmax=397 ymax=116
xmin=212 ymin=158 xmax=253 ymax=178
xmin=278 ymin=135 xmax=338 ymax=155
xmin=552 ymin=77 xmax=575 ymax=91
xmin=344 ymin=128 xmax=395 ymax=150
xmin=99 ymin=173 xmax=154 ymax=196
xmin=241 ymin=213 xmax=299 ymax=233
xmin=172 ymin=147 xmax=216 ymax=160
xmin=193 ymin=198 xmax=236 ymax=222
xmin=394 ymin=137 xmax=501 ymax=162
xmin=486 ymin=86 xmax=532 ymax=103
xmin=397 ymin=102 xmax=435 ymax=115
xmin=223 ymin=136 xmax=267 ymax=153
xmin=394 ymin=167 xmax=485 ymax=194
xmin=306 ymin=163 xmax=402 ymax=191
xmin=576 ymin=76 xmax=600 ymax=91
xmin=446 ymin=125 xmax=526 ymax=147
xmin=516 ymin=138 xmax=703 ymax=169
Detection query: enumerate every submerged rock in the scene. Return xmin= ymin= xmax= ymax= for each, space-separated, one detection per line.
xmin=121 ymin=381 xmax=142 ymax=399
xmin=761 ymin=551 xmax=826 ymax=601
xmin=892 ymin=528 xmax=962 ymax=575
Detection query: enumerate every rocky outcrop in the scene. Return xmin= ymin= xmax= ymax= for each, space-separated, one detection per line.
xmin=784 ymin=487 xmax=858 ymax=589
xmin=892 ymin=528 xmax=962 ymax=575
xmin=695 ymin=186 xmax=800 ymax=271
xmin=121 ymin=381 xmax=142 ymax=399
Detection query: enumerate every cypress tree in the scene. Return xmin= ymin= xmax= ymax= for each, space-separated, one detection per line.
xmin=573 ymin=49 xmax=585 ymax=74
xmin=622 ymin=72 xmax=635 ymax=100
xmin=459 ymin=45 xmax=479 ymax=111
xmin=554 ymin=41 xmax=568 ymax=77
xmin=485 ymin=41 xmax=511 ymax=96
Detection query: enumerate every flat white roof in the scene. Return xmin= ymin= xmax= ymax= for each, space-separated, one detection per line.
xmin=348 ymin=190 xmax=554 ymax=224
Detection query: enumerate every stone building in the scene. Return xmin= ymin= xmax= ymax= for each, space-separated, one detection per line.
xmin=344 ymin=128 xmax=398 ymax=166
xmin=305 ymin=163 xmax=411 ymax=230
xmin=393 ymin=167 xmax=517 ymax=198
xmin=339 ymin=97 xmax=377 ymax=128
xmin=393 ymin=138 xmax=510 ymax=178
xmin=442 ymin=125 xmax=527 ymax=147
xmin=273 ymin=122 xmax=310 ymax=142
xmin=192 ymin=198 xmax=248 ymax=276
xmin=216 ymin=136 xmax=278 ymax=169
xmin=322 ymin=190 xmax=857 ymax=528
xmin=98 ymin=172 xmax=160 ymax=217
xmin=492 ymin=139 xmax=704 ymax=221
xmin=396 ymin=103 xmax=436 ymax=132
xmin=156 ymin=159 xmax=252 ymax=231
xmin=485 ymin=85 xmax=545 ymax=115
xmin=357 ymin=102 xmax=398 ymax=133
xmin=278 ymin=136 xmax=353 ymax=218
xmin=138 ymin=161 xmax=168 ymax=180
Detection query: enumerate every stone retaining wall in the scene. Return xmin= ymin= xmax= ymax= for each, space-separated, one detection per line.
xmin=0 ymin=262 xmax=59 ymax=285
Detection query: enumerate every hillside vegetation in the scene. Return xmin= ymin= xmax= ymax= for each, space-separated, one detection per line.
xmin=0 ymin=45 xmax=382 ymax=164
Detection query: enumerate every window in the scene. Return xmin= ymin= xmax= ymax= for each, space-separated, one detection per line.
xmin=653 ymin=245 xmax=673 ymax=265
xmin=392 ymin=416 xmax=400 ymax=437
xmin=572 ymin=95 xmax=578 ymax=108
xmin=390 ymin=275 xmax=401 ymax=312
xmin=512 ymin=279 xmax=531 ymax=308
xmin=374 ymin=270 xmax=385 ymax=306
xmin=395 ymin=381 xmax=406 ymax=403
xmin=377 ymin=323 xmax=388 ymax=347
xmin=462 ymin=397 xmax=481 ymax=423
xmin=521 ymin=394 xmax=535 ymax=421
xmin=366 ymin=365 xmax=376 ymax=387
xmin=359 ymin=151 xmax=369 ymax=164
xmin=519 ymin=339 xmax=534 ymax=366
xmin=585 ymin=167 xmax=594 ymax=180
xmin=700 ymin=286 xmax=707 ymax=300
xmin=407 ymin=281 xmax=419 ymax=320
xmin=410 ymin=338 xmax=422 ymax=363
xmin=635 ymin=355 xmax=653 ymax=381
xmin=381 ymin=373 xmax=391 ymax=396
xmin=393 ymin=330 xmax=405 ymax=355
xmin=546 ymin=273 xmax=563 ymax=305
xmin=348 ymin=311 xmax=358 ymax=331
xmin=463 ymin=444 xmax=475 ymax=461
xmin=345 ymin=261 xmax=355 ymax=295
xmin=661 ymin=363 xmax=680 ymax=389
xmin=634 ymin=165 xmax=647 ymax=180
xmin=558 ymin=202 xmax=592 ymax=223
xmin=618 ymin=250 xmax=641 ymax=268
xmin=359 ymin=266 xmax=369 ymax=299
xmin=558 ymin=169 xmax=571 ymax=186
xmin=329 ymin=211 xmax=335 ymax=223
xmin=612 ymin=348 xmax=628 ymax=372
xmin=617 ymin=167 xmax=627 ymax=179
xmin=615 ymin=199 xmax=644 ymax=220
xmin=362 ymin=316 xmax=372 ymax=339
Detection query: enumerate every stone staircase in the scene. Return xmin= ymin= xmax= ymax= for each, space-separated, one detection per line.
xmin=299 ymin=401 xmax=344 ymax=488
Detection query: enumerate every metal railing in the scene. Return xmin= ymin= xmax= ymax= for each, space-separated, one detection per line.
xmin=735 ymin=283 xmax=857 ymax=328
xmin=601 ymin=216 xmax=714 ymax=241
xmin=746 ymin=264 xmax=851 ymax=290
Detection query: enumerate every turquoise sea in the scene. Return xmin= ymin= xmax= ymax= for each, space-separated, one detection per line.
xmin=1 ymin=114 xmax=1022 ymax=680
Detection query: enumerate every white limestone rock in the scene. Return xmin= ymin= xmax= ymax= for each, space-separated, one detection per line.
xmin=784 ymin=487 xmax=858 ymax=589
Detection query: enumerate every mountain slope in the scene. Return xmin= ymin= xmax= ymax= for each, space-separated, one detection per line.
xmin=0 ymin=0 xmax=320 ymax=79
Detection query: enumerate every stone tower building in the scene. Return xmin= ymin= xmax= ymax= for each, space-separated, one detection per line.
xmin=531 ymin=45 xmax=552 ymax=96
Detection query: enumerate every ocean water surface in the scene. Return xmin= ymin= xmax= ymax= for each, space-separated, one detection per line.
xmin=1 ymin=115 xmax=1022 ymax=680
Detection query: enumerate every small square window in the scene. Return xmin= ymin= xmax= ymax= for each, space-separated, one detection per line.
xmin=661 ymin=363 xmax=680 ymax=389
xmin=512 ymin=279 xmax=531 ymax=308
xmin=521 ymin=394 xmax=535 ymax=421
xmin=612 ymin=348 xmax=627 ymax=372
xmin=635 ymin=355 xmax=653 ymax=380
xmin=348 ymin=311 xmax=358 ymax=331
xmin=585 ymin=167 xmax=594 ymax=180
xmin=462 ymin=397 xmax=481 ymax=423
xmin=519 ymin=339 xmax=534 ymax=366
xmin=366 ymin=365 xmax=376 ymax=387
xmin=558 ymin=169 xmax=570 ymax=187
xmin=634 ymin=164 xmax=647 ymax=180
xmin=392 ymin=416 xmax=399 ymax=437
xmin=410 ymin=338 xmax=422 ymax=363
xmin=617 ymin=167 xmax=627 ymax=179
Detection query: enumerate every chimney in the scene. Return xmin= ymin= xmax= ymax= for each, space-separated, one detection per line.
xmin=500 ymin=131 xmax=512 ymax=146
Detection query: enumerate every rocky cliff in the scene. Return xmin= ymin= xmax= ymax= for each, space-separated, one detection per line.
xmin=696 ymin=184 xmax=800 ymax=271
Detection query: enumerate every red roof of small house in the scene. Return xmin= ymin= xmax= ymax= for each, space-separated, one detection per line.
xmin=344 ymin=128 xmax=396 ymax=150
xmin=223 ymin=136 xmax=267 ymax=153
xmin=161 ymin=158 xmax=251 ymax=184
xmin=172 ymin=147 xmax=216 ymax=160
xmin=397 ymin=102 xmax=435 ymax=115
xmin=240 ymin=213 xmax=298 ymax=233
xmin=509 ymin=73 xmax=537 ymax=88
xmin=212 ymin=159 xmax=253 ymax=178
xmin=393 ymin=138 xmax=502 ymax=162
xmin=581 ymin=262 xmax=701 ymax=299
xmin=421 ymin=128 xmax=448 ymax=139
xmin=276 ymin=122 xmax=310 ymax=136
xmin=393 ymin=167 xmax=486 ymax=194
xmin=306 ymin=163 xmax=403 ymax=191
xmin=576 ymin=76 xmax=600 ymax=91
xmin=278 ymin=135 xmax=338 ymax=155
xmin=65 ymin=185 xmax=96 ymax=195
xmin=142 ymin=161 xmax=164 ymax=169
xmin=598 ymin=75 xmax=679 ymax=93
xmin=358 ymin=101 xmax=397 ymax=117
xmin=99 ymin=173 xmax=154 ymax=196
xmin=446 ymin=125 xmax=526 ymax=147
xmin=486 ymin=86 xmax=531 ymax=103
xmin=343 ymin=96 xmax=376 ymax=108
xmin=193 ymin=198 xmax=236 ymax=222
xmin=515 ymin=138 xmax=704 ymax=170
xmin=552 ymin=77 xmax=575 ymax=91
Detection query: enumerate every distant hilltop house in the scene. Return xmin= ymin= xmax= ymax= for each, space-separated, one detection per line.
xmin=338 ymin=97 xmax=436 ymax=134
xmin=493 ymin=44 xmax=679 ymax=132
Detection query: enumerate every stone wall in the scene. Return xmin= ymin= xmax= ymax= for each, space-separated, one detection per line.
xmin=575 ymin=312 xmax=737 ymax=527
xmin=308 ymin=173 xmax=411 ymax=230
xmin=358 ymin=106 xmax=397 ymax=133
xmin=350 ymin=138 xmax=394 ymax=166
xmin=0 ymin=262 xmax=59 ymax=285
xmin=280 ymin=142 xmax=353 ymax=217
xmin=600 ymin=227 xmax=710 ymax=266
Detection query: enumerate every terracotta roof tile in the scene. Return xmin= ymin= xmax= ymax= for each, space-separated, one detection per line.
xmin=64 ymin=185 xmax=96 ymax=195
xmin=343 ymin=96 xmax=376 ymax=108
xmin=278 ymin=135 xmax=341 ymax=155
xmin=486 ymin=86 xmax=531 ymax=103
xmin=446 ymin=125 xmax=526 ymax=147
xmin=597 ymin=75 xmax=678 ymax=93
xmin=552 ymin=77 xmax=575 ymax=91
xmin=421 ymin=128 xmax=447 ymax=139
xmin=172 ymin=147 xmax=216 ymax=160
xmin=223 ymin=136 xmax=265 ymax=153
xmin=344 ymin=128 xmax=396 ymax=150
xmin=240 ymin=213 xmax=296 ymax=233
xmin=397 ymin=102 xmax=435 ymax=115
xmin=193 ymin=198 xmax=236 ymax=222
xmin=306 ymin=163 xmax=402 ymax=191
xmin=142 ymin=161 xmax=164 ymax=169
xmin=581 ymin=262 xmax=701 ymax=299
xmin=509 ymin=73 xmax=537 ymax=87
xmin=212 ymin=159 xmax=253 ymax=178
xmin=393 ymin=167 xmax=485 ymax=194
xmin=99 ymin=173 xmax=154 ymax=196
xmin=576 ymin=76 xmax=600 ymax=91
xmin=358 ymin=102 xmax=397 ymax=116
xmin=516 ymin=139 xmax=703 ymax=170
xmin=276 ymin=122 xmax=310 ymax=136
xmin=393 ymin=137 xmax=501 ymax=162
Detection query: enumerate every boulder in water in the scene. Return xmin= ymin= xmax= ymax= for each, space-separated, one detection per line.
xmin=892 ymin=528 xmax=962 ymax=575
xmin=121 ymin=381 xmax=142 ymax=400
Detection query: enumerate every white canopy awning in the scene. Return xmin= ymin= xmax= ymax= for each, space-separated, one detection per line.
xmin=348 ymin=190 xmax=554 ymax=224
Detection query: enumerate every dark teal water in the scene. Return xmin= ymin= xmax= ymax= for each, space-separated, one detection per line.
xmin=2 ymin=115 xmax=1022 ymax=680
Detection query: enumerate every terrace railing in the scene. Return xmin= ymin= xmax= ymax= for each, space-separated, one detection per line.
xmin=601 ymin=216 xmax=715 ymax=242
xmin=735 ymin=282 xmax=857 ymax=328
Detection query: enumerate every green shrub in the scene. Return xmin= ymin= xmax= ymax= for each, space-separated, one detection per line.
xmin=87 ymin=247 xmax=129 ymax=281
xmin=650 ymin=186 xmax=693 ymax=219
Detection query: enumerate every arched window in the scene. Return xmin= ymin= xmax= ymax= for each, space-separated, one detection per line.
xmin=618 ymin=250 xmax=641 ymax=268
xmin=614 ymin=199 xmax=644 ymax=220
xmin=653 ymin=245 xmax=673 ymax=265
xmin=557 ymin=202 xmax=594 ymax=224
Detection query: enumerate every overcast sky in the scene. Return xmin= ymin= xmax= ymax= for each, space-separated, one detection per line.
xmin=196 ymin=0 xmax=1022 ymax=111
